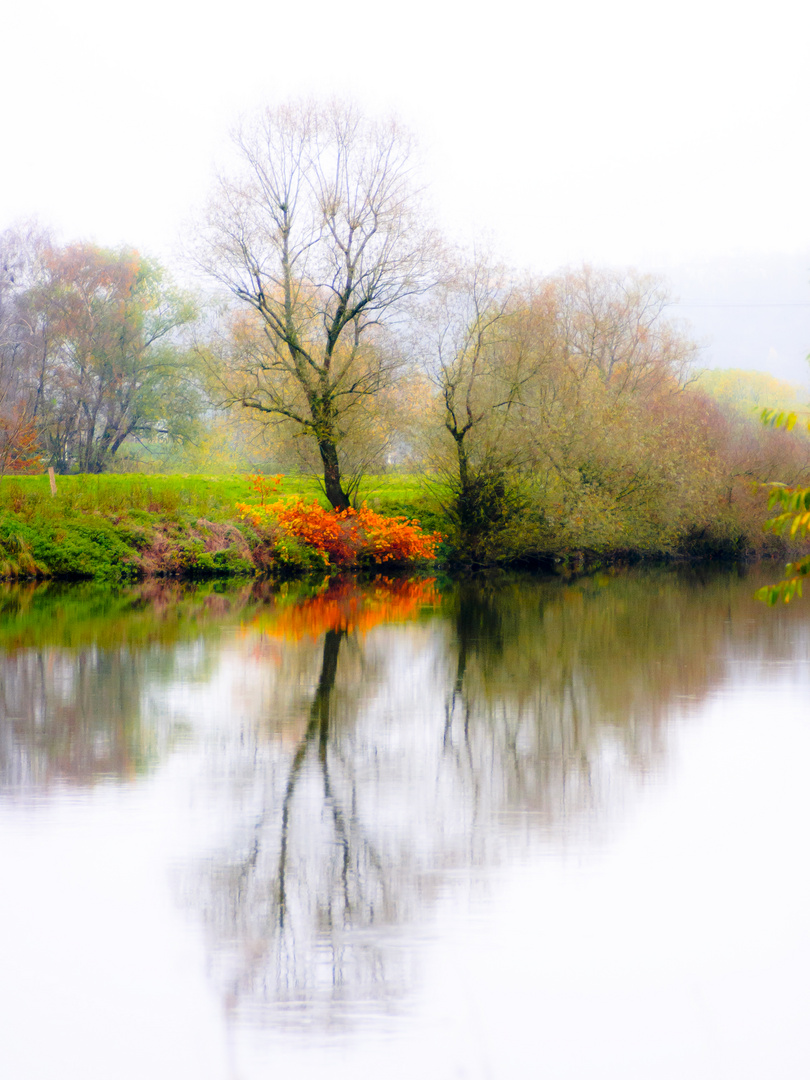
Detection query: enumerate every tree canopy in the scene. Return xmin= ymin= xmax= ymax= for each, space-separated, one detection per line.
xmin=0 ymin=231 xmax=198 ymax=472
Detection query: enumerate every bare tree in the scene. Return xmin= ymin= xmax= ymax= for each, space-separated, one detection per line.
xmin=195 ymin=99 xmax=438 ymax=510
xmin=28 ymin=245 xmax=198 ymax=473
xmin=551 ymin=265 xmax=697 ymax=396
xmin=419 ymin=255 xmax=557 ymax=558
xmin=0 ymin=225 xmax=51 ymax=475
xmin=426 ymin=257 xmax=520 ymax=490
xmin=0 ymin=225 xmax=46 ymax=409
xmin=1 ymin=228 xmax=199 ymax=474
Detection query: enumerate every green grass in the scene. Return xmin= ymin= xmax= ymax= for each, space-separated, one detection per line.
xmin=0 ymin=472 xmax=447 ymax=582
xmin=354 ymin=473 xmax=450 ymax=531
xmin=0 ymin=472 xmax=441 ymax=516
xmin=0 ymin=473 xmax=318 ymax=517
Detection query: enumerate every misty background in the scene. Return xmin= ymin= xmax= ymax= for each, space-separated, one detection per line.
xmin=3 ymin=0 xmax=809 ymax=386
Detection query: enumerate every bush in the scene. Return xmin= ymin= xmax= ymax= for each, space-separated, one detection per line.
xmin=444 ymin=469 xmax=531 ymax=563
xmin=237 ymin=496 xmax=442 ymax=569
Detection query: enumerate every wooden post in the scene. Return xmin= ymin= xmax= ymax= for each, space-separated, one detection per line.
xmin=47 ymin=467 xmax=57 ymax=496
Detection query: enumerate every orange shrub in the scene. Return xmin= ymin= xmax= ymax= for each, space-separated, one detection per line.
xmin=247 ymin=473 xmax=283 ymax=507
xmin=352 ymin=505 xmax=441 ymax=562
xmin=236 ymin=495 xmax=441 ymax=568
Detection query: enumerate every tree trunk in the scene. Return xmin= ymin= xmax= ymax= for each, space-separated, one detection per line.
xmin=318 ymin=436 xmax=351 ymax=511
xmin=454 ymin=431 xmax=470 ymax=496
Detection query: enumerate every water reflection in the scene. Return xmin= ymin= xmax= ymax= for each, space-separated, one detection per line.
xmin=196 ymin=579 xmax=443 ymax=1021
xmin=2 ymin=566 xmax=809 ymax=1050
xmin=0 ymin=580 xmax=251 ymax=790
xmin=0 ymin=578 xmax=350 ymax=789
xmin=186 ymin=566 xmax=810 ymax=1029
xmin=0 ymin=648 xmax=154 ymax=786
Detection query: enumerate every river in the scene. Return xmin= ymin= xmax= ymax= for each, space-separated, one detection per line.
xmin=0 ymin=566 xmax=808 ymax=1078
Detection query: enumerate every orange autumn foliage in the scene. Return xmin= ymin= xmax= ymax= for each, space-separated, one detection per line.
xmin=246 ymin=577 xmax=441 ymax=642
xmin=237 ymin=492 xmax=442 ymax=568
xmin=0 ymin=408 xmax=41 ymax=475
xmin=246 ymin=473 xmax=284 ymax=507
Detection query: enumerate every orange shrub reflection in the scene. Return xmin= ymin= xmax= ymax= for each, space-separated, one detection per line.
xmin=245 ymin=577 xmax=441 ymax=643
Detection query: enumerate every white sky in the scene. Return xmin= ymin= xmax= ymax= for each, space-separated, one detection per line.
xmin=3 ymin=0 xmax=810 ymax=377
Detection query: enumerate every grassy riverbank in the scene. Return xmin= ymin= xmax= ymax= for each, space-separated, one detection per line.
xmin=0 ymin=473 xmax=446 ymax=582
xmin=0 ymin=470 xmax=788 ymax=583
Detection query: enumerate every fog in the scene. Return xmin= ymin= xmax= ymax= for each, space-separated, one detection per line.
xmin=3 ymin=0 xmax=809 ymax=380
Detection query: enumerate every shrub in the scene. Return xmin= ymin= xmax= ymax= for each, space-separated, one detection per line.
xmin=237 ymin=496 xmax=442 ymax=568
xmin=444 ymin=468 xmax=531 ymax=563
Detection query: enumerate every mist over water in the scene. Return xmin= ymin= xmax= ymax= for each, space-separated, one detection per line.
xmin=1 ymin=568 xmax=809 ymax=1079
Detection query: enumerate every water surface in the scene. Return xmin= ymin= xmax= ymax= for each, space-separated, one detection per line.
xmin=1 ymin=568 xmax=808 ymax=1078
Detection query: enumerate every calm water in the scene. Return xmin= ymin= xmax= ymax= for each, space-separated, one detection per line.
xmin=1 ymin=568 xmax=809 ymax=1079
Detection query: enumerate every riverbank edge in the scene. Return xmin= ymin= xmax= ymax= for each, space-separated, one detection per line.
xmin=0 ymin=472 xmax=787 ymax=584
xmin=0 ymin=508 xmax=775 ymax=584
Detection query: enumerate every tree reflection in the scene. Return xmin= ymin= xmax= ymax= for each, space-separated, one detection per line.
xmin=0 ymin=647 xmax=151 ymax=786
xmin=0 ymin=579 xmax=263 ymax=789
xmin=3 ymin=568 xmax=808 ymax=1026
xmin=201 ymin=578 xmax=440 ymax=1017
xmin=191 ymin=565 xmax=810 ymax=1028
